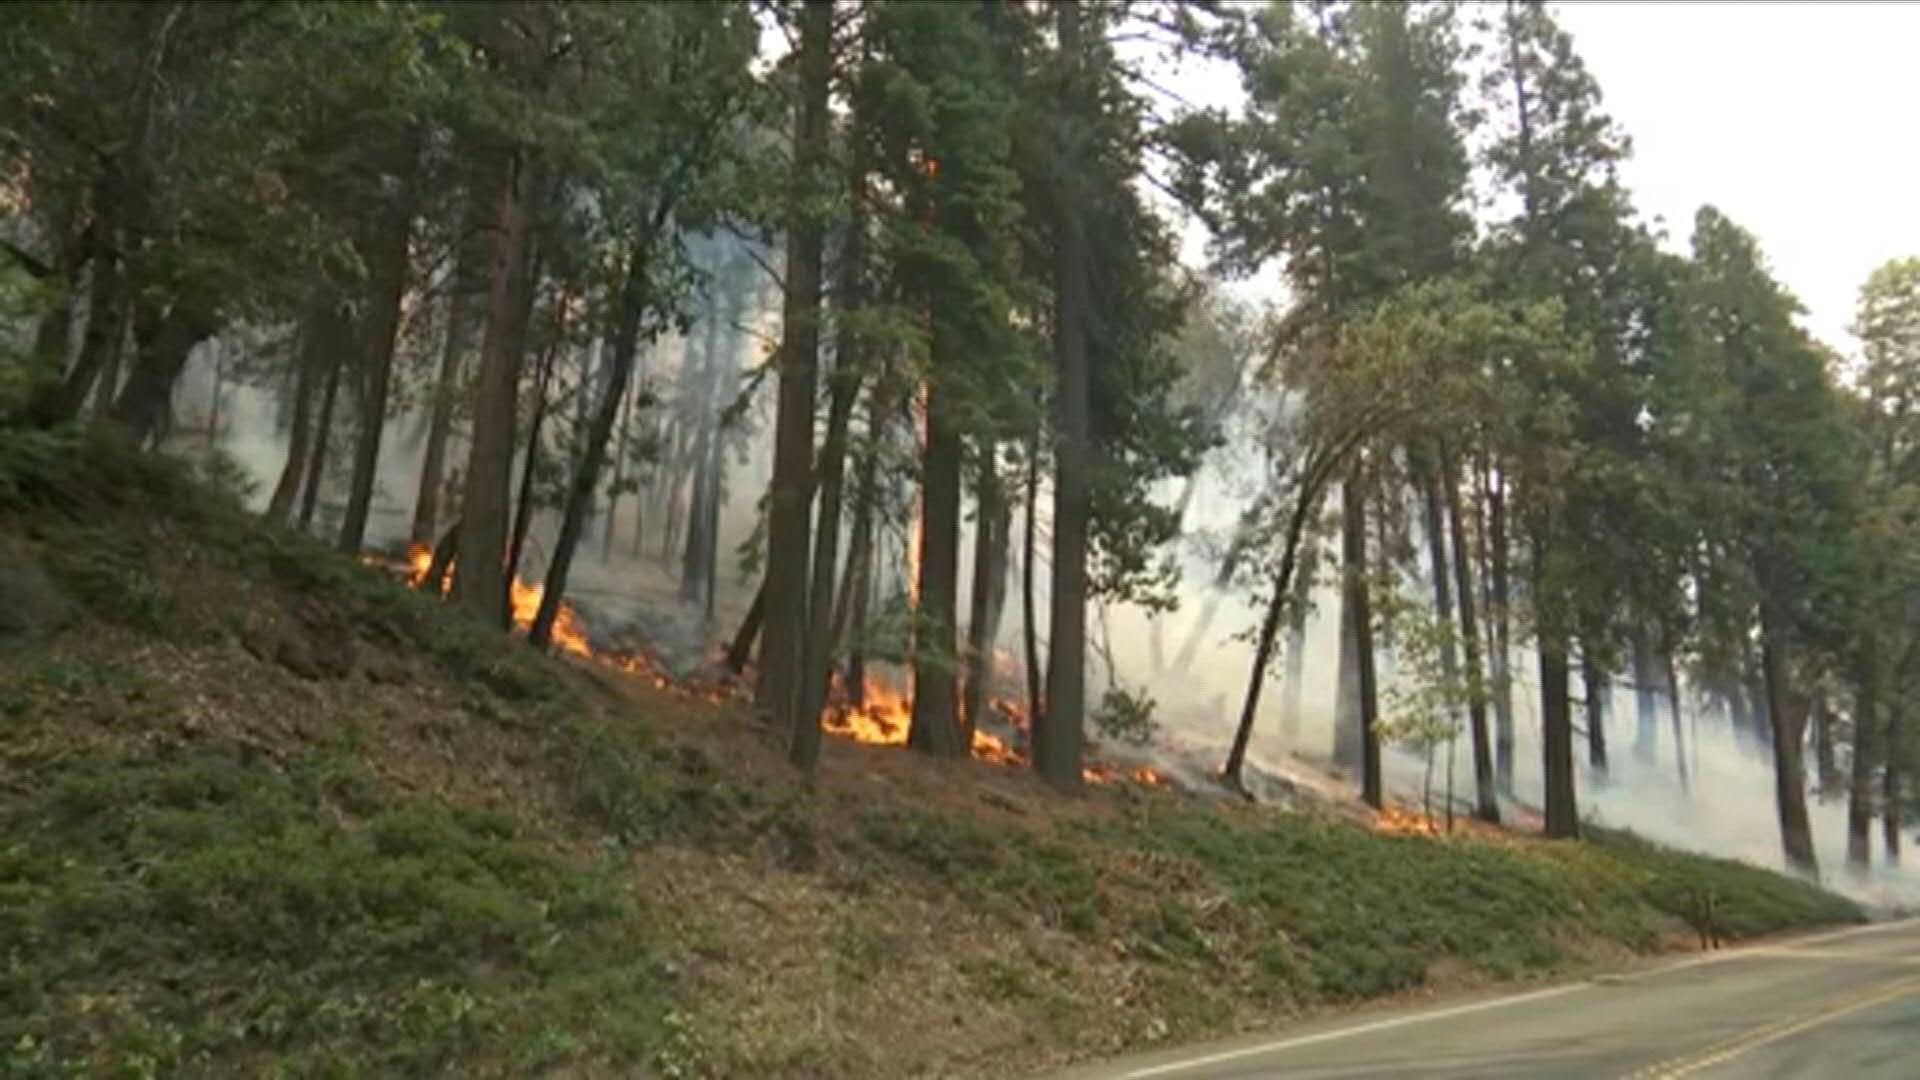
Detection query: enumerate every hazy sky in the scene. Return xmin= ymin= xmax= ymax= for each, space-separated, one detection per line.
xmin=1161 ymin=2 xmax=1920 ymax=353
xmin=1554 ymin=2 xmax=1920 ymax=351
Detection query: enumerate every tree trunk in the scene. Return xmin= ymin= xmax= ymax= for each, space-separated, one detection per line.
xmin=507 ymin=298 xmax=565 ymax=587
xmin=38 ymin=184 xmax=126 ymax=425
xmin=424 ymin=518 xmax=459 ymax=595
xmin=765 ymin=0 xmax=832 ymax=764
xmin=452 ymin=147 xmax=533 ymax=629
xmin=412 ymin=212 xmax=483 ymax=548
xmin=1343 ymin=472 xmax=1382 ymax=808
xmin=725 ymin=581 xmax=767 ymax=675
xmin=1583 ymin=648 xmax=1608 ymax=775
xmin=298 ymin=332 xmax=346 ymax=533
xmin=1035 ymin=0 xmax=1090 ymax=791
xmin=1022 ymin=439 xmax=1044 ymax=731
xmin=1759 ymin=609 xmax=1818 ymax=877
xmin=603 ymin=362 xmax=633 ymax=561
xmin=1487 ymin=467 xmax=1515 ymax=794
xmin=908 ymin=355 xmax=965 ymax=759
xmin=1884 ymin=697 xmax=1904 ymax=865
xmin=266 ymin=307 xmax=327 ymax=525
xmin=109 ymin=293 xmax=219 ymax=446
xmin=1223 ymin=489 xmax=1316 ymax=790
xmin=1278 ymin=540 xmax=1315 ymax=743
xmin=680 ymin=294 xmax=726 ymax=606
xmin=337 ymin=178 xmax=416 ymax=555
xmin=1334 ymin=486 xmax=1365 ymax=776
xmin=1442 ymin=450 xmax=1498 ymax=823
xmin=1419 ymin=459 xmax=1463 ymax=756
xmin=1666 ymin=646 xmax=1690 ymax=796
xmin=1539 ymin=631 xmax=1579 ymax=839
xmin=1632 ymin=633 xmax=1659 ymax=763
xmin=962 ymin=447 xmax=1008 ymax=741
xmin=836 ymin=389 xmax=885 ymax=702
xmin=798 ymin=219 xmax=870 ymax=739
xmin=530 ymin=242 xmax=651 ymax=649
xmin=1813 ymin=699 xmax=1840 ymax=797
xmin=1843 ymin=638 xmax=1873 ymax=876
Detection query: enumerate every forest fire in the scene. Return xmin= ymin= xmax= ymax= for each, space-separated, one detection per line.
xmin=381 ymin=543 xmax=674 ymax=688
xmin=820 ymin=678 xmax=1025 ymax=763
xmin=1373 ymin=805 xmax=1443 ymax=837
xmin=370 ymin=545 xmax=1164 ymax=782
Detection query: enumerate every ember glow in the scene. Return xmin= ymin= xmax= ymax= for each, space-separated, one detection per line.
xmin=369 ymin=545 xmax=1166 ymax=783
xmin=1373 ymin=805 xmax=1443 ymax=837
xmin=820 ymin=677 xmax=1024 ymax=762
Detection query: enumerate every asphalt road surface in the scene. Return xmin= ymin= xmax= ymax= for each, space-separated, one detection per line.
xmin=1051 ymin=918 xmax=1920 ymax=1079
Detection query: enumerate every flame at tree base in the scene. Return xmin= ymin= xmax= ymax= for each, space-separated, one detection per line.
xmin=1373 ymin=805 xmax=1444 ymax=837
xmin=370 ymin=545 xmax=1168 ymax=785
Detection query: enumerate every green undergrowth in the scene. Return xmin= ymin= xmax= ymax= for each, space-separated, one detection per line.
xmin=0 ymin=750 xmax=675 ymax=1076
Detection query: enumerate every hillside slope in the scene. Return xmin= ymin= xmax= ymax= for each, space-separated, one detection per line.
xmin=0 ymin=432 xmax=1862 ymax=1078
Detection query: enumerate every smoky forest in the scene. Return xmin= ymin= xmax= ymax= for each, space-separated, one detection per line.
xmin=2 ymin=1 xmax=1917 ymax=1076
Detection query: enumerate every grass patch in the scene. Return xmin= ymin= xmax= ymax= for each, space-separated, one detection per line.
xmin=0 ymin=749 xmax=677 ymax=1076
xmin=857 ymin=808 xmax=1101 ymax=933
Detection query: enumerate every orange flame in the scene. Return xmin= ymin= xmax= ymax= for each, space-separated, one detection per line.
xmin=1373 ymin=805 xmax=1442 ymax=837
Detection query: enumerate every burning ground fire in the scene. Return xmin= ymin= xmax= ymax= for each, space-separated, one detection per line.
xmin=1372 ymin=804 xmax=1444 ymax=837
xmin=372 ymin=545 xmax=1169 ymax=787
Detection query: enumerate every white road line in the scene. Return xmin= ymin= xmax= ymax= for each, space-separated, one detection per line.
xmin=1111 ymin=918 xmax=1920 ymax=1080
xmin=1116 ymin=984 xmax=1591 ymax=1079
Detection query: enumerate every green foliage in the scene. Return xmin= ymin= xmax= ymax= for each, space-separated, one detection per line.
xmin=1125 ymin=808 xmax=1859 ymax=1001
xmin=1092 ymin=685 xmax=1161 ymax=747
xmin=857 ymin=809 xmax=1101 ymax=935
xmin=0 ymin=750 xmax=671 ymax=1075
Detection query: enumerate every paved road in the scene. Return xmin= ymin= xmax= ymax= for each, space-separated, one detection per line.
xmin=1051 ymin=919 xmax=1920 ymax=1080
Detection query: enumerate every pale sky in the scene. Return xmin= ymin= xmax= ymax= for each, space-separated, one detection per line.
xmin=1554 ymin=2 xmax=1920 ymax=351
xmin=1157 ymin=2 xmax=1920 ymax=354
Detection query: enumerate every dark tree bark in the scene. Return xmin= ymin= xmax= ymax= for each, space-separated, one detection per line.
xmin=680 ymin=299 xmax=723 ymax=606
xmin=1539 ymin=632 xmax=1579 ymax=839
xmin=507 ymin=295 xmax=566 ymax=586
xmin=1419 ymin=459 xmax=1464 ymax=766
xmin=603 ymin=364 xmax=634 ymax=561
xmin=337 ymin=174 xmax=416 ymax=555
xmin=40 ymin=191 xmax=127 ymax=426
xmin=1666 ymin=646 xmax=1690 ymax=796
xmin=1758 ymin=609 xmax=1818 ymax=876
xmin=1632 ymin=633 xmax=1660 ymax=763
xmin=1583 ymin=648 xmax=1608 ymax=775
xmin=424 ymin=518 xmax=459 ymax=595
xmin=1022 ymin=437 xmax=1044 ymax=730
xmin=961 ymin=446 xmax=1009 ymax=742
xmin=109 ymin=292 xmax=219 ymax=445
xmin=1442 ymin=450 xmax=1498 ymax=823
xmin=412 ymin=204 xmax=485 ymax=548
xmin=908 ymin=356 xmax=965 ymax=759
xmin=298 ymin=335 xmax=346 ymax=533
xmin=799 ymin=199 xmax=870 ymax=735
xmin=1278 ymin=541 xmax=1317 ymax=743
xmin=266 ymin=306 xmax=328 ymax=525
xmin=1223 ymin=479 xmax=1320 ymax=790
xmin=530 ymin=245 xmax=646 ymax=649
xmin=832 ymin=387 xmax=884 ymax=700
xmin=1487 ymin=466 xmax=1515 ymax=794
xmin=1037 ymin=0 xmax=1090 ymax=791
xmin=452 ymin=146 xmax=533 ymax=628
xmin=725 ymin=581 xmax=768 ymax=675
xmin=1885 ymin=697 xmax=1904 ymax=865
xmin=766 ymin=0 xmax=832 ymax=766
xmin=1345 ymin=472 xmax=1382 ymax=810
xmin=1813 ymin=698 xmax=1840 ymax=797
xmin=1843 ymin=653 xmax=1873 ymax=868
